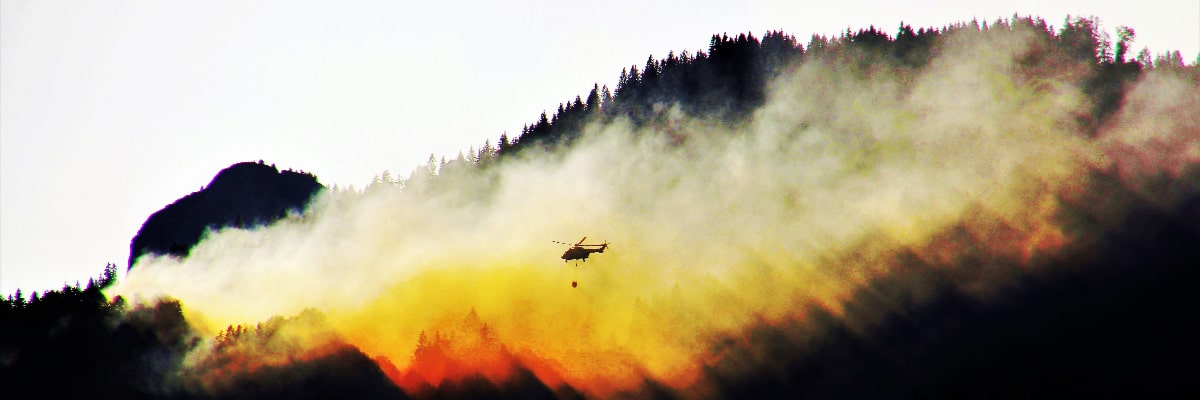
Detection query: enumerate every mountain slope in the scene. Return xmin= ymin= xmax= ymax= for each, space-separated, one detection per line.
xmin=127 ymin=161 xmax=324 ymax=269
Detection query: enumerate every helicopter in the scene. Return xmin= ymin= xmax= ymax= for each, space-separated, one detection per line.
xmin=554 ymin=236 xmax=608 ymax=262
xmin=554 ymin=237 xmax=608 ymax=288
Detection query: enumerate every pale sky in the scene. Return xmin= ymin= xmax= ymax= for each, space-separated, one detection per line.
xmin=2 ymin=0 xmax=1197 ymax=295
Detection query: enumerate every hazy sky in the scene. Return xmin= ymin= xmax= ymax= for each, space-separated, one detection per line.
xmin=2 ymin=0 xmax=1196 ymax=295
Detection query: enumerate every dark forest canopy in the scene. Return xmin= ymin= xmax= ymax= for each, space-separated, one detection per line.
xmin=1 ymin=264 xmax=405 ymax=399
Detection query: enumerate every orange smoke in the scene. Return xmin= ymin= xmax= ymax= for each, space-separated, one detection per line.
xmin=323 ymin=177 xmax=1083 ymax=397
xmin=331 ymin=265 xmax=708 ymax=397
xmin=183 ymin=309 xmax=354 ymax=392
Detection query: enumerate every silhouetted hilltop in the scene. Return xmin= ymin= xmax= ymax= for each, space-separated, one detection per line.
xmin=128 ymin=161 xmax=323 ymax=269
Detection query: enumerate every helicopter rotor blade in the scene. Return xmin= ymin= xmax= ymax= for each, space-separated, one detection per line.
xmin=577 ymin=236 xmax=587 ymax=245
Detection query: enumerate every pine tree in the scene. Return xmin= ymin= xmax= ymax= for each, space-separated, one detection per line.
xmin=1114 ymin=26 xmax=1135 ymax=63
xmin=585 ymin=83 xmax=601 ymax=112
xmin=498 ymin=132 xmax=511 ymax=153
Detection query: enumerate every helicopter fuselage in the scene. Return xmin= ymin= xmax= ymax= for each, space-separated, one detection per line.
xmin=562 ymin=244 xmax=606 ymax=261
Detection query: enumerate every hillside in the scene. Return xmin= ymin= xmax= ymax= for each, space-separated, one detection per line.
xmin=4 ymin=16 xmax=1199 ymax=399
xmin=127 ymin=161 xmax=324 ymax=269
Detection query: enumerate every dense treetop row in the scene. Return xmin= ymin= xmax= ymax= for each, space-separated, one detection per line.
xmin=364 ymin=15 xmax=1194 ymax=189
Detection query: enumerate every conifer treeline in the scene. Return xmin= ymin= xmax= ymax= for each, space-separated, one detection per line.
xmin=369 ymin=15 xmax=1194 ymax=189
xmin=511 ymin=15 xmax=1187 ymax=148
xmin=1 ymin=264 xmax=404 ymax=398
xmin=1 ymin=264 xmax=197 ymax=397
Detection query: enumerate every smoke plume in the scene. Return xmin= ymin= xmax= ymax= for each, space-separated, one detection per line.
xmin=112 ymin=23 xmax=1199 ymax=398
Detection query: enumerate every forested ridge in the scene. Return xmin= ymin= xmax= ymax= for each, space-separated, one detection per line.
xmin=128 ymin=161 xmax=324 ymax=269
xmin=488 ymin=16 xmax=1185 ymax=165
xmin=361 ymin=14 xmax=1194 ymax=192
xmin=4 ymin=15 xmax=1199 ymax=399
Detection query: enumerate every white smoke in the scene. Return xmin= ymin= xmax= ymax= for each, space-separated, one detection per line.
xmin=111 ymin=22 xmax=1199 ymax=394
